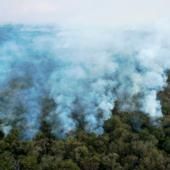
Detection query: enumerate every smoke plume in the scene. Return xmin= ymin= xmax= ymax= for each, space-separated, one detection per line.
xmin=0 ymin=24 xmax=170 ymax=138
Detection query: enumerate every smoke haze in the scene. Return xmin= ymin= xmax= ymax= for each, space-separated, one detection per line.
xmin=0 ymin=0 xmax=170 ymax=138
xmin=1 ymin=0 xmax=170 ymax=27
xmin=0 ymin=24 xmax=170 ymax=138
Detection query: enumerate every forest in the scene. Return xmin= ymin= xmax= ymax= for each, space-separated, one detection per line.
xmin=0 ymin=74 xmax=169 ymax=170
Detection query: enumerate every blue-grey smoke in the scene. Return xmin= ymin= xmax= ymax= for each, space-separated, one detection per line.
xmin=0 ymin=25 xmax=170 ymax=138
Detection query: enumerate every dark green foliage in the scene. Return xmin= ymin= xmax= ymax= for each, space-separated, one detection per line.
xmin=0 ymin=75 xmax=170 ymax=170
xmin=1 ymin=111 xmax=170 ymax=170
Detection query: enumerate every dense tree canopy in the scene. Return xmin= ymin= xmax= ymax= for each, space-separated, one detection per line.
xmin=0 ymin=75 xmax=170 ymax=170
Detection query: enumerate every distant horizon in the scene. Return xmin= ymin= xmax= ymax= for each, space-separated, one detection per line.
xmin=0 ymin=0 xmax=170 ymax=28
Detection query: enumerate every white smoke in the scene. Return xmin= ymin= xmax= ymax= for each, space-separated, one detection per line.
xmin=0 ymin=24 xmax=170 ymax=138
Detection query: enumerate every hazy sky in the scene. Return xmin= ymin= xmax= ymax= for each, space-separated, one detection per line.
xmin=0 ymin=0 xmax=170 ymax=27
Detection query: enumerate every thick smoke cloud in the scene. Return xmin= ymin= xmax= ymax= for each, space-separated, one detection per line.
xmin=0 ymin=25 xmax=170 ymax=138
